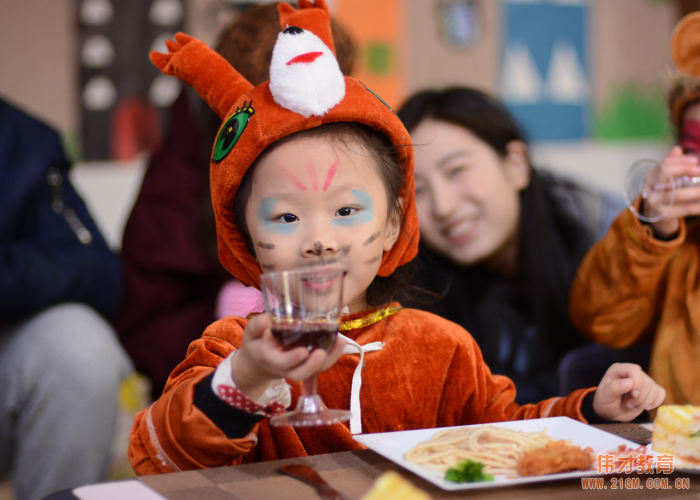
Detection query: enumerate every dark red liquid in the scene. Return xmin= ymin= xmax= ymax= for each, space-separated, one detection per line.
xmin=271 ymin=321 xmax=338 ymax=352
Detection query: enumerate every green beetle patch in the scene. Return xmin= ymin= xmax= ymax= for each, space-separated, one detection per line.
xmin=213 ymin=101 xmax=255 ymax=162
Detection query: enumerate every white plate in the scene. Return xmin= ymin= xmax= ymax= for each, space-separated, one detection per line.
xmin=354 ymin=417 xmax=657 ymax=491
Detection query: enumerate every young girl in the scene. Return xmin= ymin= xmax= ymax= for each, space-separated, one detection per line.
xmin=129 ymin=0 xmax=664 ymax=474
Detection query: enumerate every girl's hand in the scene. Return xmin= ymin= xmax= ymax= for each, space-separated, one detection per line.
xmin=593 ymin=363 xmax=665 ymax=422
xmin=231 ymin=313 xmax=347 ymax=401
xmin=646 ymin=146 xmax=700 ymax=238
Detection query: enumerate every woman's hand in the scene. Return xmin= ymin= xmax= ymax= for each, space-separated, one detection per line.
xmin=646 ymin=146 xmax=700 ymax=238
xmin=231 ymin=313 xmax=347 ymax=401
xmin=593 ymin=363 xmax=665 ymax=422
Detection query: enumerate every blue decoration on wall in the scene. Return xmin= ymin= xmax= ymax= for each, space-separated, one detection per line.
xmin=499 ymin=0 xmax=589 ymax=141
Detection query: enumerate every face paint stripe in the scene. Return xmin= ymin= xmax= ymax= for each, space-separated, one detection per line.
xmin=363 ymin=231 xmax=381 ymax=246
xmin=261 ymin=264 xmax=275 ymax=270
xmin=257 ymin=242 xmax=275 ymax=249
xmin=307 ymin=162 xmax=318 ymax=191
xmin=364 ymin=254 xmax=382 ymax=264
xmin=313 ymin=241 xmax=323 ymax=255
xmin=322 ymin=161 xmax=338 ymax=191
xmin=331 ymin=190 xmax=374 ymax=227
xmin=303 ymin=258 xmax=339 ymax=267
xmin=280 ymin=165 xmax=307 ymax=191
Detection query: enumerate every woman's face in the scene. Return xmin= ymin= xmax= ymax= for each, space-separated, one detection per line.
xmin=411 ymin=119 xmax=530 ymax=270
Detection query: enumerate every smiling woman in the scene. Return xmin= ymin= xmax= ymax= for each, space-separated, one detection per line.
xmin=398 ymin=88 xmax=626 ymax=404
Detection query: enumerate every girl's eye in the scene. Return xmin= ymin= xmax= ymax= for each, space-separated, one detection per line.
xmin=277 ymin=213 xmax=299 ymax=223
xmin=336 ymin=207 xmax=357 ymax=217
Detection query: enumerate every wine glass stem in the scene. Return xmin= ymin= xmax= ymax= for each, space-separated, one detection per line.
xmin=302 ymin=375 xmax=317 ymax=396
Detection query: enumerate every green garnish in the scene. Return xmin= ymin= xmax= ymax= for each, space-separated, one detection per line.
xmin=690 ymin=431 xmax=700 ymax=438
xmin=445 ymin=460 xmax=494 ymax=483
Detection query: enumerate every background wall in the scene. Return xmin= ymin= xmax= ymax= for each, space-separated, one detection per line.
xmin=1 ymin=0 xmax=681 ymax=135
xmin=0 ymin=0 xmax=78 ymax=133
xmin=0 ymin=0 xmax=687 ymax=247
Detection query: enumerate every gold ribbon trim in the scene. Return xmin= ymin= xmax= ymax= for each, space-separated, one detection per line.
xmin=339 ymin=305 xmax=403 ymax=331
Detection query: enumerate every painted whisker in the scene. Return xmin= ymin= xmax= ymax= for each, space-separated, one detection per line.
xmin=364 ymin=254 xmax=382 ymax=264
xmin=363 ymin=231 xmax=380 ymax=246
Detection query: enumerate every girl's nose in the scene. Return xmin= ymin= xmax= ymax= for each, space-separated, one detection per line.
xmin=302 ymin=222 xmax=339 ymax=257
xmin=304 ymin=239 xmax=338 ymax=256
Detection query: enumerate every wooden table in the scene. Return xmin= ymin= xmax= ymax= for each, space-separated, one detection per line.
xmin=51 ymin=424 xmax=700 ymax=500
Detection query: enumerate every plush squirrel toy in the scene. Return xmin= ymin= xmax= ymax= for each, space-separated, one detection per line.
xmin=150 ymin=0 xmax=419 ymax=289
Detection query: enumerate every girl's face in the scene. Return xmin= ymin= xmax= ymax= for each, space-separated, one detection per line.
xmin=411 ymin=119 xmax=530 ymax=272
xmin=245 ymin=136 xmax=400 ymax=313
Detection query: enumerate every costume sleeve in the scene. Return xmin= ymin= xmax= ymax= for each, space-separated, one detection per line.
xmin=0 ymin=107 xmax=121 ymax=320
xmin=111 ymin=92 xmax=226 ymax=391
xmin=128 ymin=317 xmax=261 ymax=475
xmin=448 ymin=328 xmax=596 ymax=425
xmin=568 ymin=210 xmax=685 ymax=348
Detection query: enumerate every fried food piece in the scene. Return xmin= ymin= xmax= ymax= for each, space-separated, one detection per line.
xmin=516 ymin=441 xmax=594 ymax=477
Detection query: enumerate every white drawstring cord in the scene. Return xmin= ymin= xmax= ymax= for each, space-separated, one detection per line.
xmin=338 ymin=333 xmax=383 ymax=434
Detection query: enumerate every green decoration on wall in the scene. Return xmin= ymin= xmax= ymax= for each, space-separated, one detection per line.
xmin=594 ymin=84 xmax=672 ymax=141
xmin=366 ymin=42 xmax=392 ymax=75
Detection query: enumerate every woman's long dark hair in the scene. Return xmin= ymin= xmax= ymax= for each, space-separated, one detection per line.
xmin=398 ymin=88 xmax=593 ymax=357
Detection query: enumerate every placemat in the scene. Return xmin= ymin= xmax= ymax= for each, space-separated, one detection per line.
xmin=593 ymin=423 xmax=653 ymax=445
xmin=140 ymin=425 xmax=696 ymax=500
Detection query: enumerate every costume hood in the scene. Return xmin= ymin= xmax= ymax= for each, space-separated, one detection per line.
xmin=669 ymin=11 xmax=700 ymax=130
xmin=150 ymin=0 xmax=418 ymax=289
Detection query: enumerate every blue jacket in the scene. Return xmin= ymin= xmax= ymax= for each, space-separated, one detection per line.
xmin=0 ymin=98 xmax=122 ymax=321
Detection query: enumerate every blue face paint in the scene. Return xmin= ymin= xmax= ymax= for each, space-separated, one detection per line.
xmin=332 ymin=189 xmax=374 ymax=227
xmin=258 ymin=198 xmax=297 ymax=234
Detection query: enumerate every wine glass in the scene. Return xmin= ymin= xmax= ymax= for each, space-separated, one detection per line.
xmin=623 ymin=158 xmax=700 ymax=222
xmin=260 ymin=268 xmax=351 ymax=427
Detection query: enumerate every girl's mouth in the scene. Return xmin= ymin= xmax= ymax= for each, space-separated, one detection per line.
xmin=301 ymin=270 xmax=342 ymax=291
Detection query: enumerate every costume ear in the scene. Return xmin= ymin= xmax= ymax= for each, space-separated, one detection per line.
xmin=277 ymin=1 xmax=335 ymax=55
xmin=150 ymin=32 xmax=254 ymax=119
xmin=672 ymin=12 xmax=700 ymax=77
xmin=278 ymin=2 xmax=296 ymax=17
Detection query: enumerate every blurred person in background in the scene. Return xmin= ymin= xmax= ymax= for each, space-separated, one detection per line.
xmin=569 ymin=12 xmax=700 ymax=407
xmin=111 ymin=3 xmax=355 ymax=401
xmin=398 ymin=88 xmax=628 ymax=404
xmin=0 ymin=98 xmax=132 ymax=500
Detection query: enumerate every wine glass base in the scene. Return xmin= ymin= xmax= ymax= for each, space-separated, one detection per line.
xmin=269 ymin=409 xmax=351 ymax=428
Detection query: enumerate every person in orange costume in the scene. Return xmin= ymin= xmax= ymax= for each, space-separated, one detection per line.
xmin=129 ymin=1 xmax=665 ymax=474
xmin=570 ymin=12 xmax=700 ymax=407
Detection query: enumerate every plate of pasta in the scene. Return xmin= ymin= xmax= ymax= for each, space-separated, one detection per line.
xmin=353 ymin=417 xmax=656 ymax=491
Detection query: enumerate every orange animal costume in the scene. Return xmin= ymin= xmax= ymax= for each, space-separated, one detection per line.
xmin=129 ymin=1 xmax=594 ymax=475
xmin=569 ymin=13 xmax=700 ymax=407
